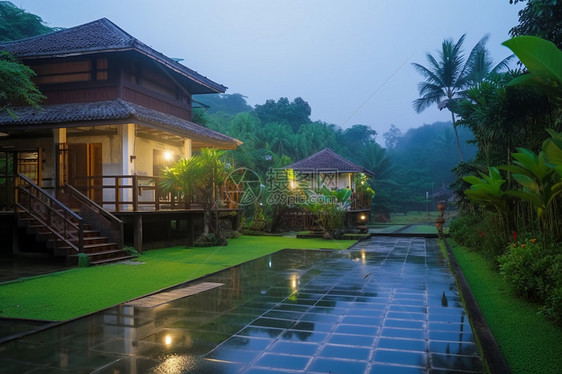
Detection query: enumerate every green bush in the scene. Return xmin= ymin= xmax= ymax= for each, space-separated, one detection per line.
xmin=450 ymin=212 xmax=507 ymax=263
xmin=499 ymin=238 xmax=562 ymax=325
xmin=542 ymin=284 xmax=562 ymax=325
xmin=449 ymin=213 xmax=481 ymax=248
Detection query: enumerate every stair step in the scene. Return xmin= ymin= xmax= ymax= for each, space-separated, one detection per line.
xmin=85 ymin=248 xmax=124 ymax=257
xmin=67 ymin=250 xmax=134 ymax=266
xmin=83 ymin=236 xmax=111 ymax=244
xmin=83 ymin=230 xmax=101 ymax=237
xmin=84 ymin=242 xmax=117 ymax=251
xmin=58 ymin=242 xmax=118 ymax=253
xmin=90 ymin=255 xmax=136 ymax=266
xmin=16 ymin=187 xmax=122 ymax=267
xmin=47 ymin=234 xmax=102 ymax=248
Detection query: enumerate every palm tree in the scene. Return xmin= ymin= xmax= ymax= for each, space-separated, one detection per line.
xmin=412 ymin=35 xmax=513 ymax=162
xmin=263 ymin=122 xmax=295 ymax=158
xmin=160 ymin=148 xmax=227 ymax=239
xmin=358 ymin=142 xmax=395 ymax=192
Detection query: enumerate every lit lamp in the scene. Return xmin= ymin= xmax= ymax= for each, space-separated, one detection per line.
xmin=357 ymin=212 xmax=368 ymax=233
xmin=163 ymin=150 xmax=174 ymax=162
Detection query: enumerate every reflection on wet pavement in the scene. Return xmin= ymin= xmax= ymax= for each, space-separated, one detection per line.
xmin=0 ymin=237 xmax=484 ymax=373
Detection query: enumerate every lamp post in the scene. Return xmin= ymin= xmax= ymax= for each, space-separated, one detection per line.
xmin=435 ymin=200 xmax=446 ymax=238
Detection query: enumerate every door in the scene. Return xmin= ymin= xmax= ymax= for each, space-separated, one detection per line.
xmin=68 ymin=143 xmax=102 ymax=202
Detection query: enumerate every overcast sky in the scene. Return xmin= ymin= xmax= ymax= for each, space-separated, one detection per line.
xmin=14 ymin=0 xmax=525 ymax=137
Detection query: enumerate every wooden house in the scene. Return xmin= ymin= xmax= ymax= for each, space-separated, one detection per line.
xmin=280 ymin=148 xmax=373 ymax=232
xmin=0 ymin=18 xmax=241 ymax=263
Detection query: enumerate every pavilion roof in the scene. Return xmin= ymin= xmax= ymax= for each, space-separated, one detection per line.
xmin=284 ymin=148 xmax=373 ymax=177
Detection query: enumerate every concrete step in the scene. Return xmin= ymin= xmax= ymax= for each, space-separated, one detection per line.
xmin=90 ymin=254 xmax=136 ymax=266
xmin=67 ymin=250 xmax=134 ymax=266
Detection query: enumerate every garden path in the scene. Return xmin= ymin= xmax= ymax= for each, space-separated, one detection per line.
xmin=0 ymin=237 xmax=483 ymax=373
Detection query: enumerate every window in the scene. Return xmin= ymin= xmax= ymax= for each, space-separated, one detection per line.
xmin=33 ymin=58 xmax=109 ymax=84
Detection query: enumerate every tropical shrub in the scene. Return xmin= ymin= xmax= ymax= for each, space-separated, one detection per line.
xmin=160 ymin=148 xmax=228 ymax=240
xmin=501 ymin=147 xmax=562 ymax=241
xmin=449 ymin=212 xmax=508 ymax=263
xmin=499 ymin=237 xmax=562 ymax=325
xmin=301 ymin=186 xmax=352 ymax=238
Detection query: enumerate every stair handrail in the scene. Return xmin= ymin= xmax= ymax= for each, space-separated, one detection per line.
xmin=16 ymin=173 xmax=84 ymax=253
xmin=61 ymin=183 xmax=124 ymax=248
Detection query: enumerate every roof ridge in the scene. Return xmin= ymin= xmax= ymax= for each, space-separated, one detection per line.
xmin=284 ymin=147 xmax=374 ymax=177
xmin=0 ymin=18 xmax=226 ymax=94
xmin=2 ymin=17 xmax=130 ymax=44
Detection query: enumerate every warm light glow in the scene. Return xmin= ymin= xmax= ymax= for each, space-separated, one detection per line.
xmin=164 ymin=334 xmax=173 ymax=346
xmin=360 ymin=214 xmax=366 ymax=221
xmin=290 ymin=180 xmax=296 ymax=189
xmin=290 ymin=273 xmax=298 ymax=290
xmin=164 ymin=150 xmax=173 ymax=161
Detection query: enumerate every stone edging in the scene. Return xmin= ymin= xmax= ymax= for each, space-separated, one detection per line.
xmin=442 ymin=238 xmax=511 ymax=374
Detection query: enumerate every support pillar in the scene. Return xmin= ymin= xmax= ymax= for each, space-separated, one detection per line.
xmin=122 ymin=123 xmax=135 ymax=206
xmin=53 ymin=128 xmax=67 ymax=189
xmin=183 ymin=138 xmax=192 ymax=159
xmin=134 ymin=214 xmax=143 ymax=253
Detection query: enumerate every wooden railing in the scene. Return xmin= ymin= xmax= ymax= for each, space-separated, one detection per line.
xmin=16 ymin=174 xmax=84 ymax=253
xmin=71 ymin=175 xmax=190 ymax=212
xmin=350 ymin=192 xmax=372 ymax=211
xmin=58 ymin=184 xmax=124 ymax=248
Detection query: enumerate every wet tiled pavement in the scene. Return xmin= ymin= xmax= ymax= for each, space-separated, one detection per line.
xmin=0 ymin=237 xmax=484 ymax=373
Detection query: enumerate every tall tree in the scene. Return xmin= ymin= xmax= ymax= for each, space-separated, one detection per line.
xmin=412 ymin=35 xmax=511 ymax=162
xmin=412 ymin=35 xmax=470 ymax=162
xmin=295 ymin=121 xmax=340 ymax=159
xmin=263 ymin=122 xmax=296 ymax=158
xmin=340 ymin=124 xmax=377 ymax=162
xmin=0 ymin=2 xmax=57 ymax=114
xmin=194 ymin=93 xmax=252 ymax=115
xmin=383 ymin=124 xmax=402 ymax=150
xmin=254 ymin=97 xmax=311 ymax=132
xmin=0 ymin=1 xmax=55 ymax=40
xmin=0 ymin=51 xmax=44 ymax=114
xmin=509 ymin=0 xmax=562 ymax=49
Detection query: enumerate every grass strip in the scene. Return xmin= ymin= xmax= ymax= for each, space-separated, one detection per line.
xmin=448 ymin=240 xmax=562 ymax=374
xmin=0 ymin=235 xmax=356 ymax=321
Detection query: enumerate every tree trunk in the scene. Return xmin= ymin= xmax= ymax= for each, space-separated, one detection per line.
xmin=451 ymin=110 xmax=464 ymax=162
xmin=202 ymin=208 xmax=210 ymax=237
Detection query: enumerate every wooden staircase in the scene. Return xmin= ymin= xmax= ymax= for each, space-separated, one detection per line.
xmin=16 ymin=174 xmax=134 ymax=266
xmin=18 ymin=212 xmax=133 ymax=265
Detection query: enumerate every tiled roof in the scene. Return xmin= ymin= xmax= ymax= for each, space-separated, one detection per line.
xmin=0 ymin=18 xmax=226 ymax=94
xmin=284 ymin=148 xmax=373 ymax=176
xmin=0 ymin=99 xmax=240 ymax=146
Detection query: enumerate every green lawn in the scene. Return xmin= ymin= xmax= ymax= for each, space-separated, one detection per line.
xmin=0 ymin=235 xmax=356 ymax=321
xmin=388 ymin=211 xmax=457 ymax=225
xmin=447 ymin=240 xmax=562 ymax=374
